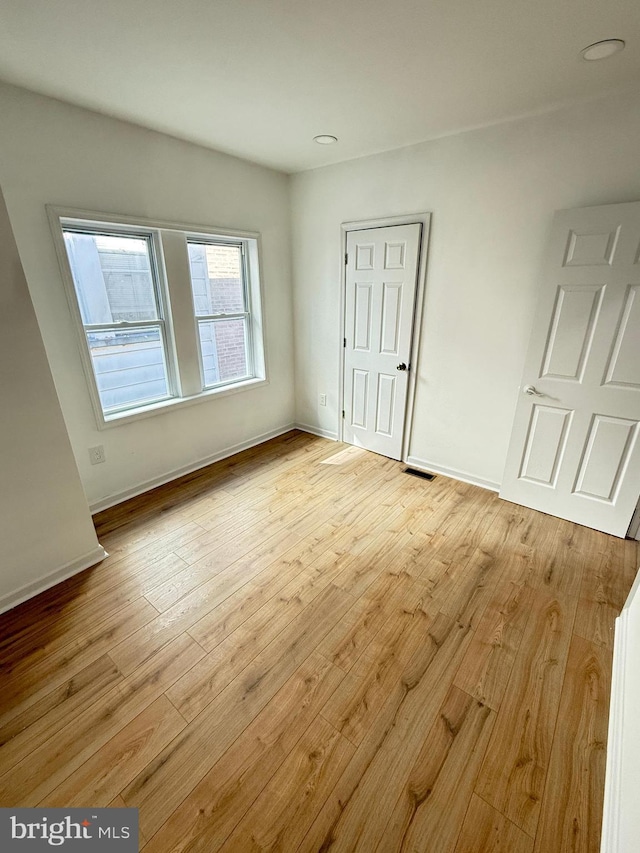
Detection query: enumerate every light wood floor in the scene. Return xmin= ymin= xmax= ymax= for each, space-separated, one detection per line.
xmin=0 ymin=431 xmax=637 ymax=852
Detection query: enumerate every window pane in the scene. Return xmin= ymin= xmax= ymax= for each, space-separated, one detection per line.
xmin=188 ymin=242 xmax=245 ymax=315
xmin=198 ymin=319 xmax=249 ymax=386
xmin=87 ymin=327 xmax=169 ymax=411
xmin=63 ymin=231 xmax=159 ymax=324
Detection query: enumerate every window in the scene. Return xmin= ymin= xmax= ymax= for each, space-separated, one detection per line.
xmin=187 ymin=241 xmax=252 ymax=387
xmin=51 ymin=209 xmax=266 ymax=426
xmin=63 ymin=229 xmax=172 ymax=412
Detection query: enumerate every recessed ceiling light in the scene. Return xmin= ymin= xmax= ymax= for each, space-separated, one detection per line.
xmin=314 ymin=135 xmax=338 ymax=145
xmin=581 ymin=39 xmax=625 ymax=61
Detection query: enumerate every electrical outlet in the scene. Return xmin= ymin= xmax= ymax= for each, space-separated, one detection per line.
xmin=319 ymin=394 xmax=327 ymax=406
xmin=89 ymin=445 xmax=106 ymax=465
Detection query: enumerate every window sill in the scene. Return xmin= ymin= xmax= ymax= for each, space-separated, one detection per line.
xmin=97 ymin=376 xmax=269 ymax=430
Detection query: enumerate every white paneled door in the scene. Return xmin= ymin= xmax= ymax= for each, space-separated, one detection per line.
xmin=343 ymin=224 xmax=421 ymax=460
xmin=501 ymin=202 xmax=640 ymax=537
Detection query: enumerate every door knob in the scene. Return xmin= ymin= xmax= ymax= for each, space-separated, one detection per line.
xmin=396 ymin=363 xmax=408 ymax=371
xmin=523 ymin=384 xmax=544 ymax=397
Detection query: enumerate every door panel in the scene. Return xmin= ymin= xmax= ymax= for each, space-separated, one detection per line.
xmin=356 ymin=243 xmax=375 ymax=270
xmin=564 ymin=227 xmax=619 ymax=266
xmin=343 ymin=223 xmax=421 ymax=460
xmin=353 ymin=284 xmax=372 ymax=350
xmin=540 ymin=285 xmax=603 ymax=380
xmin=500 ymin=202 xmax=640 ymax=536
xmin=375 ymin=373 xmax=396 ymax=436
xmin=604 ymin=285 xmax=640 ymax=387
xmin=380 ymin=283 xmax=402 ymax=354
xmin=351 ymin=370 xmax=369 ymax=428
xmin=384 ymin=241 xmax=406 ymax=269
xmin=520 ymin=405 xmax=572 ymax=486
xmin=574 ymin=415 xmax=638 ymax=501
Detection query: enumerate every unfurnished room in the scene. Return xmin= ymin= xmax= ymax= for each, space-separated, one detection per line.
xmin=0 ymin=1 xmax=639 ymax=851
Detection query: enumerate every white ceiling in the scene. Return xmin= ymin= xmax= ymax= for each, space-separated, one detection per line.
xmin=0 ymin=0 xmax=638 ymax=173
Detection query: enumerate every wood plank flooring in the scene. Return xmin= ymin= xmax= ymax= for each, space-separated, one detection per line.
xmin=0 ymin=430 xmax=637 ymax=852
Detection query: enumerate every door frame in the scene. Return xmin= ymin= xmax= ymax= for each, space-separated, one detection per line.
xmin=338 ymin=213 xmax=432 ymax=461
xmin=628 ymin=498 xmax=640 ymax=540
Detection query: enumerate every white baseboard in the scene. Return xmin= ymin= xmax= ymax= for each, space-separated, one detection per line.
xmin=90 ymin=423 xmax=297 ymax=513
xmin=405 ymin=455 xmax=500 ymax=493
xmin=294 ymin=422 xmax=339 ymax=441
xmin=0 ymin=545 xmax=109 ymax=615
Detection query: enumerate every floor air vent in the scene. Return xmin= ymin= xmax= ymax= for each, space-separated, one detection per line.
xmin=404 ymin=468 xmax=436 ymax=481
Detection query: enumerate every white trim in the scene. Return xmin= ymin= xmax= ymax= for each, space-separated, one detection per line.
xmin=405 ymin=455 xmax=501 ymax=492
xmin=622 ymin=564 xmax=640 ymax=613
xmin=89 ymin=423 xmax=296 ymax=513
xmin=339 ymin=213 xmax=432 ymax=461
xmin=627 ymin=498 xmax=640 ymax=540
xmin=47 ymin=205 xmax=262 ymax=242
xmin=97 ymin=377 xmax=270 ymax=430
xmin=601 ymin=608 xmax=628 ymax=853
xmin=295 ymin=422 xmax=339 ymax=441
xmin=338 ymin=231 xmax=347 ymax=443
xmin=0 ymin=545 xmax=108 ymax=615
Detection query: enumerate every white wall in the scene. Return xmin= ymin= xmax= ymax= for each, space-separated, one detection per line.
xmin=291 ymin=88 xmax=640 ymax=488
xmin=0 ymin=185 xmax=104 ymax=612
xmin=0 ymin=82 xmax=295 ymax=509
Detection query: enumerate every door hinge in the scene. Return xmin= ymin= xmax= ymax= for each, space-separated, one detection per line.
xmin=342 ymin=410 xmax=345 ymax=418
xmin=343 ymin=337 xmax=346 ymax=348
xmin=345 ymin=252 xmax=348 ymax=265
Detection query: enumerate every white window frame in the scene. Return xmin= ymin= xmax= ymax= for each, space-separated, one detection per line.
xmin=47 ymin=206 xmax=268 ymax=429
xmin=61 ymin=223 xmax=177 ymax=414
